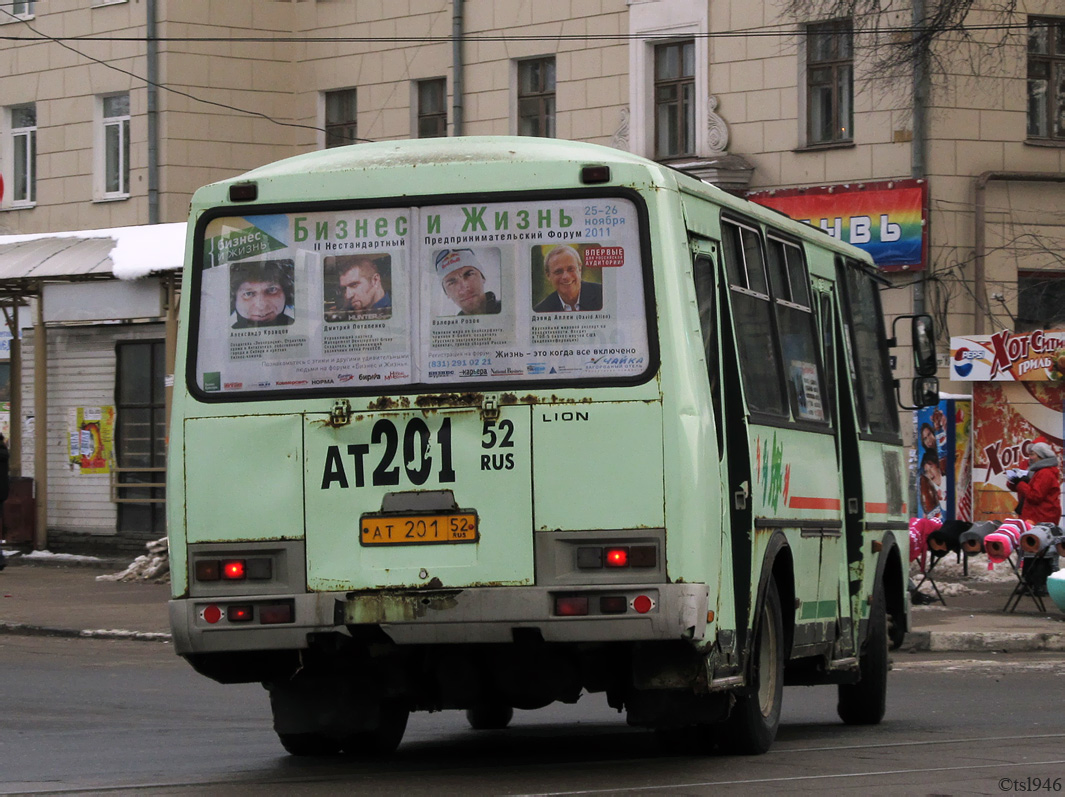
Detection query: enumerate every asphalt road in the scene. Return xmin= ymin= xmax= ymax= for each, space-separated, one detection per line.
xmin=2 ymin=637 xmax=1064 ymax=795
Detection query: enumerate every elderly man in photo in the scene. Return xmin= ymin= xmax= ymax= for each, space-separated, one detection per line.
xmin=436 ymin=248 xmax=501 ymax=316
xmin=534 ymin=244 xmax=603 ymax=312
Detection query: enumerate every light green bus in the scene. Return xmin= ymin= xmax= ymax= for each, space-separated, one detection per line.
xmin=167 ymin=137 xmax=937 ymax=756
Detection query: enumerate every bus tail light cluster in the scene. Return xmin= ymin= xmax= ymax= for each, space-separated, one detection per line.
xmin=195 ymin=557 xmax=273 ymax=582
xmin=201 ymin=600 xmax=294 ymax=625
xmin=576 ymin=545 xmax=657 ymax=570
xmin=554 ymin=593 xmax=657 ymax=617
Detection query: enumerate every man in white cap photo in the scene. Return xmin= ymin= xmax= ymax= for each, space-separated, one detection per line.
xmin=435 ymin=248 xmax=502 ymax=315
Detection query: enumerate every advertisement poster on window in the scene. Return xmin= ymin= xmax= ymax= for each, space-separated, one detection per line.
xmin=747 ymin=179 xmax=927 ymax=271
xmin=194 ymin=198 xmax=651 ymax=394
xmin=68 ymin=406 xmax=115 ymax=474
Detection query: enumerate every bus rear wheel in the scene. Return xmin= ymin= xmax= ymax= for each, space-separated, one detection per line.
xmin=723 ymin=579 xmax=784 ymax=755
xmin=466 ymin=704 xmax=514 ymax=730
xmin=837 ymin=581 xmax=888 ymax=725
xmin=340 ymin=703 xmax=410 ymax=757
xmin=277 ymin=731 xmax=341 ymax=756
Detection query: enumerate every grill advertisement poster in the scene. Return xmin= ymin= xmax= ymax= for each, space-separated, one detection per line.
xmin=195 ymin=199 xmax=650 ymax=394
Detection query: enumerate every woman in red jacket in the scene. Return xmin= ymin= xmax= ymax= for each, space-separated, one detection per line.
xmin=1009 ymin=438 xmax=1062 ymax=525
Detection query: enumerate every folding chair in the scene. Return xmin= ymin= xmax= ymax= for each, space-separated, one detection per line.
xmin=911 ymin=553 xmax=948 ymax=606
xmin=1003 ymin=548 xmax=1051 ymax=613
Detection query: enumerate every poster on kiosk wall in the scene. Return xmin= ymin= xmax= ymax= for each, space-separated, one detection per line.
xmin=916 ymin=398 xmax=972 ymax=521
xmin=951 ymin=331 xmax=1065 ymax=523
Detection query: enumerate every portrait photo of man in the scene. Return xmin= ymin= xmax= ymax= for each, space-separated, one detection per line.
xmin=533 ymin=244 xmax=603 ymax=312
xmin=230 ymin=259 xmax=296 ymax=329
xmin=324 ymin=254 xmax=392 ymax=322
xmin=435 ymin=248 xmax=502 ymax=316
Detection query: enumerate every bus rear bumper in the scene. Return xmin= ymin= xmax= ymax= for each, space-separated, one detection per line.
xmin=169 ymin=583 xmax=709 ymax=654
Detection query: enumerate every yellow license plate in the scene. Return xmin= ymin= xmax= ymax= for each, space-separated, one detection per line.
xmin=360 ymin=513 xmax=479 ymax=546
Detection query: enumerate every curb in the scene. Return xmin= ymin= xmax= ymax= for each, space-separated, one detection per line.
xmin=1 ymin=556 xmax=132 ymax=571
xmin=903 ymin=630 xmax=1065 ymax=653
xmin=0 ymin=622 xmax=172 ymax=643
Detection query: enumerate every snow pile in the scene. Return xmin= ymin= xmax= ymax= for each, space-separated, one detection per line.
xmin=96 ymin=538 xmax=170 ymax=583
xmin=20 ymin=550 xmax=103 ymax=564
xmin=911 ymin=556 xmax=1021 ymax=584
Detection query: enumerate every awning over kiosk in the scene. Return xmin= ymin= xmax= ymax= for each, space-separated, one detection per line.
xmin=0 ymin=223 xmax=186 ymax=551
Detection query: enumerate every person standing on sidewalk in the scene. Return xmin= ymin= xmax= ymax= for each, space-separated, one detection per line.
xmin=0 ymin=433 xmax=9 ymax=570
xmin=1008 ymin=437 xmax=1062 ymax=525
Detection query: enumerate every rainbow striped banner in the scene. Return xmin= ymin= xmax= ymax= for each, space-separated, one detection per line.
xmin=748 ymin=179 xmax=927 ymax=271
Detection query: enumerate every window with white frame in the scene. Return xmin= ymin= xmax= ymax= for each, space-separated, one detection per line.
xmin=1 ymin=1 xmax=35 ymax=22
xmin=8 ymin=104 xmax=36 ymax=205
xmin=806 ymin=20 xmax=853 ymax=145
xmin=626 ymin=2 xmax=710 ymax=163
xmin=324 ymin=89 xmax=358 ymax=148
xmin=517 ymin=57 xmax=556 ymax=138
xmin=100 ymin=93 xmax=130 ymax=198
xmin=1028 ymin=17 xmax=1065 ymax=141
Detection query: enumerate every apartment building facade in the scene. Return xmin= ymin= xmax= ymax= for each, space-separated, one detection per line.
xmin=0 ymin=0 xmax=1062 ymax=547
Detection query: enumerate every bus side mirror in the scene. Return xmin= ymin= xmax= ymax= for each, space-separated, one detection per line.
xmin=895 ymin=375 xmax=939 ymax=411
xmin=890 ymin=314 xmax=938 ymax=410
xmin=912 ymin=376 xmax=939 ymax=408
xmin=911 ymin=315 xmax=937 ymax=377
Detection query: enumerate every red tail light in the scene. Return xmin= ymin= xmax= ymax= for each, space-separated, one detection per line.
xmin=555 ymin=596 xmax=589 ymax=616
xmin=604 ymin=548 xmax=629 ymax=567
xmin=227 ymin=605 xmax=253 ymax=622
xmin=222 ymin=560 xmax=246 ymax=580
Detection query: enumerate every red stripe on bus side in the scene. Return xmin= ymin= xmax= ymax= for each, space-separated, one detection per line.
xmin=788 ymin=496 xmax=841 ymax=510
xmin=865 ymin=502 xmax=889 ymax=514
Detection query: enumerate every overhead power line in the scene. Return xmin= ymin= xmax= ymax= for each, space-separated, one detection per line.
xmin=0 ymin=6 xmax=371 ymax=144
xmin=0 ymin=22 xmax=1033 ymax=44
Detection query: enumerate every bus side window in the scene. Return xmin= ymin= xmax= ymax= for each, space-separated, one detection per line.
xmin=836 ymin=257 xmax=899 ymax=437
xmin=721 ymin=220 xmax=788 ymax=418
xmin=765 ymin=236 xmax=826 ymax=424
xmin=817 ymin=291 xmax=837 ymax=426
xmin=692 ymin=252 xmax=724 ymax=457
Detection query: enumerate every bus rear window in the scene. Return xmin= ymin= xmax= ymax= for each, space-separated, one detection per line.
xmin=191 ymin=197 xmax=652 ymax=396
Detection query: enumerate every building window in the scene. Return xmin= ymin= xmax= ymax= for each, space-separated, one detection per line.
xmin=324 ymin=88 xmax=357 ymax=148
xmin=2 ymin=1 xmax=35 ymax=21
xmin=518 ymin=57 xmax=556 ymax=138
xmin=1028 ymin=17 xmax=1065 ymax=141
xmin=1017 ymin=272 xmax=1065 ymax=331
xmin=807 ymin=20 xmax=853 ymax=145
xmin=115 ymin=341 xmax=167 ymax=535
xmin=101 ymin=93 xmax=130 ymax=197
xmin=9 ymin=104 xmax=35 ymax=205
xmin=416 ymin=79 xmax=447 ymax=138
xmin=654 ymin=41 xmax=695 ymax=159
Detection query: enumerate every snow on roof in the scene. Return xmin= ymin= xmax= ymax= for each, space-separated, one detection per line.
xmin=0 ymin=223 xmax=186 ymax=281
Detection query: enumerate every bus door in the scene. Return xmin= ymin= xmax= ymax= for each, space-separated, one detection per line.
xmin=834 ymin=258 xmax=908 ymax=629
xmin=813 ymin=279 xmax=859 ymax=655
xmin=690 ymin=237 xmax=741 ymax=654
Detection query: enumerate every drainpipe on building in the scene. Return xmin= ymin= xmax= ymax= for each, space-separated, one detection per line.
xmin=33 ymin=291 xmax=46 ymax=551
xmin=452 ymin=0 xmax=464 ymax=136
xmin=147 ymin=0 xmax=159 ymax=224
xmin=974 ymin=172 xmax=1065 ymax=335
xmin=911 ymin=0 xmax=929 ymax=318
